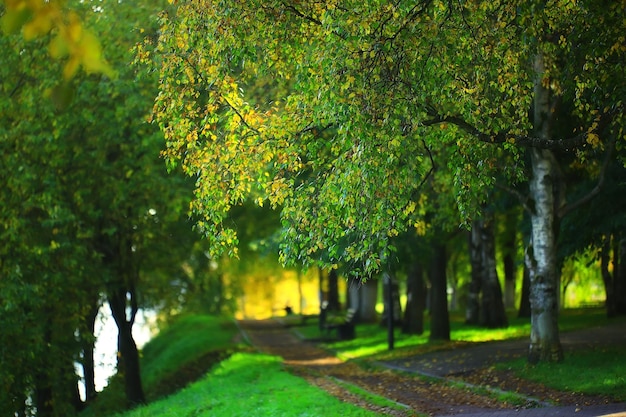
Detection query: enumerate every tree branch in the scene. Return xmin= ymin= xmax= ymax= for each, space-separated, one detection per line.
xmin=495 ymin=183 xmax=534 ymax=215
xmin=558 ymin=138 xmax=616 ymax=219
xmin=281 ymin=2 xmax=322 ymax=26
xmin=422 ymin=107 xmax=620 ymax=152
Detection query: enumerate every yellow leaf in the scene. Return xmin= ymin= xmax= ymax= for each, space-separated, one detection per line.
xmin=1 ymin=7 xmax=33 ymax=35
xmin=404 ymin=201 xmax=416 ymax=216
xmin=586 ymin=132 xmax=600 ymax=147
xmin=63 ymin=56 xmax=81 ymax=79
xmin=22 ymin=13 xmax=52 ymax=40
xmin=49 ymin=34 xmax=69 ymax=58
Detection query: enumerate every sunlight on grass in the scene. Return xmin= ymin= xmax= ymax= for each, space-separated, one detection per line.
xmin=114 ymin=353 xmax=382 ymax=417
xmin=306 ymin=307 xmax=620 ymax=362
xmin=450 ymin=323 xmax=531 ymax=342
xmin=499 ymin=346 xmax=626 ymax=401
xmin=141 ymin=315 xmax=241 ymax=388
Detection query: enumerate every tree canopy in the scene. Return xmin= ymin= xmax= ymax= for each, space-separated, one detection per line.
xmin=151 ymin=0 xmax=624 ymax=273
xmin=151 ymin=0 xmax=625 ymax=362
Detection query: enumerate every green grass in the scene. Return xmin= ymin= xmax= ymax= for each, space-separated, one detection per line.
xmin=113 ymin=353 xmax=381 ymax=417
xmin=83 ymin=314 xmax=387 ymax=417
xmin=298 ymin=307 xmax=620 ymax=361
xmin=328 ymin=376 xmax=420 ymax=415
xmin=497 ymin=346 xmax=626 ymax=401
xmin=81 ymin=314 xmax=245 ymax=417
xmin=140 ymin=314 xmax=241 ymax=388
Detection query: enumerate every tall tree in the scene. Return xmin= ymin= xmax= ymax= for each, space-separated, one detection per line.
xmin=474 ymin=213 xmax=508 ymax=328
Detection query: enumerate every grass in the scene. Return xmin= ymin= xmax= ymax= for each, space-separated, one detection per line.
xmin=84 ymin=314 xmax=387 ymax=417
xmin=140 ymin=314 xmax=241 ymax=389
xmin=498 ymin=346 xmax=626 ymax=401
xmin=328 ymin=376 xmax=420 ymax=416
xmin=85 ymin=308 xmax=626 ymax=417
xmin=297 ymin=307 xmax=620 ymax=361
xmin=81 ymin=314 xmax=245 ymax=417
xmin=112 ymin=353 xmax=381 ymax=417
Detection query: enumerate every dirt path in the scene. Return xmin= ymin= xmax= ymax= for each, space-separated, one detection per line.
xmin=238 ymin=319 xmax=510 ymax=416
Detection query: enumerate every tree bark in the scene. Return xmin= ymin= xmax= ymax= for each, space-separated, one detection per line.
xmin=382 ymin=275 xmax=402 ymax=325
xmin=617 ymin=237 xmax=626 ymax=315
xmin=502 ymin=211 xmax=519 ymax=309
xmin=82 ymin=302 xmax=100 ymax=403
xmin=109 ymin=287 xmax=146 ymax=407
xmin=478 ymin=215 xmax=509 ymax=328
xmin=327 ymin=268 xmax=341 ymax=311
xmin=526 ymin=53 xmax=564 ymax=363
xmin=518 ymin=264 xmax=531 ymax=318
xmin=348 ymin=277 xmax=378 ymax=323
xmin=429 ymin=243 xmax=450 ymax=341
xmin=602 ymin=234 xmax=626 ymax=317
xmin=465 ymin=225 xmax=482 ymax=325
xmin=526 ymin=146 xmax=563 ymax=363
xmin=403 ymin=262 xmax=426 ymax=335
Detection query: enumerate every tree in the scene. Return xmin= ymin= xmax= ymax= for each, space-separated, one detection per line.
xmin=152 ymin=0 xmax=625 ymax=363
xmin=1 ymin=22 xmax=99 ymax=416
xmin=559 ymin=154 xmax=626 ymax=316
xmin=466 ymin=213 xmax=508 ymax=328
xmin=1 ymin=0 xmax=114 ymax=80
xmin=1 ymin=0 xmax=194 ymax=414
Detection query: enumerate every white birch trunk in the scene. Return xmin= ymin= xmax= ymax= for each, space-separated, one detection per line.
xmin=526 ymin=54 xmax=563 ymax=363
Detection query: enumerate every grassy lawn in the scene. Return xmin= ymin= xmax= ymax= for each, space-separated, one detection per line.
xmin=294 ymin=307 xmax=621 ymax=361
xmin=498 ymin=346 xmax=626 ymax=401
xmin=112 ymin=353 xmax=381 ymax=417
xmin=84 ymin=309 xmax=625 ymax=417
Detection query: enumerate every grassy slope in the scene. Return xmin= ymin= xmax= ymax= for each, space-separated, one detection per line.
xmin=81 ymin=315 xmax=243 ymax=417
xmin=140 ymin=315 xmax=240 ymax=389
xmin=89 ymin=314 xmax=383 ymax=417
xmin=114 ymin=353 xmax=379 ymax=417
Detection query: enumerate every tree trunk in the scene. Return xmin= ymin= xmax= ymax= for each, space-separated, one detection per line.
xmin=109 ymin=288 xmax=146 ymax=407
xmin=82 ymin=302 xmax=100 ymax=403
xmin=429 ymin=243 xmax=450 ymax=341
xmin=348 ymin=276 xmax=379 ymax=323
xmin=617 ymin=237 xmax=626 ymax=315
xmin=466 ymin=225 xmax=482 ymax=324
xmin=382 ymin=275 xmax=402 ymax=325
xmin=502 ymin=210 xmax=519 ymax=309
xmin=327 ymin=268 xmax=341 ymax=311
xmin=602 ymin=234 xmax=626 ymax=317
xmin=518 ymin=264 xmax=531 ymax=318
xmin=526 ymin=53 xmax=563 ymax=363
xmin=478 ymin=215 xmax=508 ymax=328
xmin=526 ymin=147 xmax=563 ymax=363
xmin=403 ymin=262 xmax=426 ymax=335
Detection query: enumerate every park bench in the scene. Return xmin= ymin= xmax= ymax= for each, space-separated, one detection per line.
xmin=319 ymin=303 xmax=356 ymax=340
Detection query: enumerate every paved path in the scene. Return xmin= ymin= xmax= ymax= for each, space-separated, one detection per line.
xmin=438 ymin=404 xmax=626 ymax=417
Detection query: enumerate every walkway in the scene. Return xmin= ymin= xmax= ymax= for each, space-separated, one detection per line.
xmin=238 ymin=319 xmax=626 ymax=417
